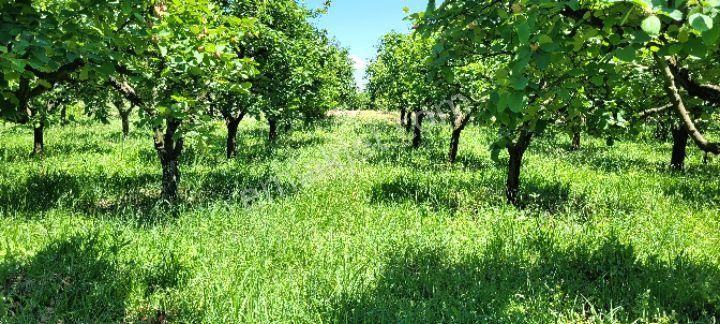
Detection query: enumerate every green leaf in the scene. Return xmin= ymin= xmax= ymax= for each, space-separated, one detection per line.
xmin=516 ymin=21 xmax=530 ymax=44
xmin=614 ymin=47 xmax=636 ymax=62
xmin=665 ymin=10 xmax=683 ymax=22
xmin=689 ymin=13 xmax=713 ymax=32
xmin=641 ymin=16 xmax=662 ymax=37
xmin=510 ymin=74 xmax=528 ymax=90
xmin=507 ymin=92 xmax=525 ymax=113
xmin=702 ymin=23 xmax=720 ymax=44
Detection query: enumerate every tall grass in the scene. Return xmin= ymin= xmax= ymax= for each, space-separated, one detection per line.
xmin=0 ymin=114 xmax=719 ymax=322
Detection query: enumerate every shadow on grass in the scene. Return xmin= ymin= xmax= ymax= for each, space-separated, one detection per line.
xmin=0 ymin=141 xmax=112 ymax=163
xmin=0 ymin=172 xmax=85 ymax=213
xmin=133 ymin=126 xmax=328 ymax=167
xmin=328 ymin=236 xmax=720 ymax=322
xmin=370 ymin=173 xmax=587 ymax=215
xmin=184 ymin=167 xmax=299 ymax=205
xmin=370 ymin=176 xmax=474 ymax=212
xmin=358 ymin=121 xmax=494 ymax=173
xmin=0 ymin=234 xmax=193 ymax=322
xmin=0 ymin=234 xmax=131 ymax=322
xmin=663 ymin=179 xmax=720 ymax=208
xmin=533 ymin=138 xmax=720 ymax=177
xmin=0 ymin=167 xmax=298 ymax=226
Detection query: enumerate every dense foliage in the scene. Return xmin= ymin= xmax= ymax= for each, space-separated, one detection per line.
xmin=0 ymin=0 xmax=355 ymax=202
xmin=368 ymin=0 xmax=720 ymax=205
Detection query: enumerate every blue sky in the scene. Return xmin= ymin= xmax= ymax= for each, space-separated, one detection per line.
xmin=303 ymin=0 xmax=430 ymax=88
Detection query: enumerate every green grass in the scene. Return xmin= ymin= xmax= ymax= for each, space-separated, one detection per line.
xmin=1 ymin=114 xmax=719 ymax=323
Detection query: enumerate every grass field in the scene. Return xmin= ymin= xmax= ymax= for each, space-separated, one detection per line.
xmin=1 ymin=112 xmax=719 ymax=323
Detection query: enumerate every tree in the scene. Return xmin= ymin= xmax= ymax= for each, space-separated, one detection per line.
xmin=111 ymin=0 xmax=257 ymax=203
xmin=367 ymin=32 xmax=414 ymax=129
xmin=421 ymin=0 xmax=719 ymax=204
xmin=217 ymin=0 xmax=351 ymax=146
xmin=0 ymin=0 xmax=137 ymax=155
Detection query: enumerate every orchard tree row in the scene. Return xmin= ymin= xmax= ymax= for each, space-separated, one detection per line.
xmin=368 ymin=0 xmax=720 ymax=206
xmin=0 ymin=0 xmax=356 ymax=203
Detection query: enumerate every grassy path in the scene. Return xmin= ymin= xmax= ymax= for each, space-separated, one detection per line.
xmin=1 ymin=114 xmax=719 ymax=322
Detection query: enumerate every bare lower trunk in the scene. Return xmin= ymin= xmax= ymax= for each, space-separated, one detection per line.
xmin=412 ymin=111 xmax=425 ymax=149
xmin=155 ymin=119 xmax=184 ymax=204
xmin=404 ymin=111 xmax=413 ymax=132
xmin=60 ymin=106 xmax=67 ymax=126
xmin=268 ymin=118 xmax=278 ymax=143
xmin=506 ymin=131 xmax=533 ymax=206
xmin=671 ymin=124 xmax=689 ymax=170
xmin=570 ymin=131 xmax=581 ymax=151
xmin=160 ymin=157 xmax=180 ymax=203
xmin=33 ymin=124 xmax=44 ymax=157
xmin=226 ymin=116 xmax=243 ymax=159
xmin=400 ymin=109 xmax=407 ymax=127
xmin=448 ymin=115 xmax=470 ymax=163
xmin=449 ymin=128 xmax=463 ymax=163
xmin=120 ymin=113 xmax=130 ymax=138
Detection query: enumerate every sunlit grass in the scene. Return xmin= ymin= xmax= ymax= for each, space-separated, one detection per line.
xmin=0 ymin=115 xmax=719 ymax=322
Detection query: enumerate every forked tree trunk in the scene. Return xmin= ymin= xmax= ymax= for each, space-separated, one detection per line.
xmin=268 ymin=118 xmax=278 ymax=143
xmin=33 ymin=123 xmax=44 ymax=157
xmin=155 ymin=119 xmax=184 ymax=203
xmin=448 ymin=115 xmax=471 ymax=163
xmin=506 ymin=131 xmax=533 ymax=206
xmin=570 ymin=131 xmax=581 ymax=151
xmin=412 ymin=111 xmax=425 ymax=149
xmin=225 ymin=113 xmax=245 ymax=159
xmin=671 ymin=124 xmax=689 ymax=170
xmin=656 ymin=56 xmax=720 ymax=155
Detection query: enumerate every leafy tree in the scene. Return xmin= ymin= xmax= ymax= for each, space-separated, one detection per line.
xmin=111 ymin=0 xmax=257 ymax=202
xmin=421 ymin=0 xmax=719 ymax=204
xmin=216 ymin=0 xmax=352 ymax=148
xmin=367 ymin=32 xmax=441 ymax=147
xmin=0 ymin=0 xmax=140 ymax=155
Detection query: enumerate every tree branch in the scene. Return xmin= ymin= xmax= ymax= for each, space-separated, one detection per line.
xmin=636 ymin=104 xmax=672 ymax=119
xmin=656 ymin=56 xmax=720 ymax=155
xmin=669 ymin=61 xmax=720 ymax=106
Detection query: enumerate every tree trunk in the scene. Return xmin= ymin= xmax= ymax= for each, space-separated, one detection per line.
xmin=268 ymin=118 xmax=278 ymax=143
xmin=656 ymin=56 xmax=720 ymax=154
xmin=570 ymin=131 xmax=581 ymax=151
xmin=120 ymin=112 xmax=130 ymax=138
xmin=33 ymin=123 xmax=44 ymax=157
xmin=404 ymin=111 xmax=413 ymax=132
xmin=154 ymin=119 xmax=184 ymax=204
xmin=448 ymin=115 xmax=470 ymax=163
xmin=400 ymin=109 xmax=407 ymax=127
xmin=160 ymin=156 xmax=180 ymax=203
xmin=449 ymin=128 xmax=463 ymax=163
xmin=226 ymin=117 xmax=242 ymax=159
xmin=60 ymin=105 xmax=68 ymax=126
xmin=506 ymin=131 xmax=533 ymax=206
xmin=412 ymin=111 xmax=425 ymax=149
xmin=671 ymin=124 xmax=689 ymax=170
